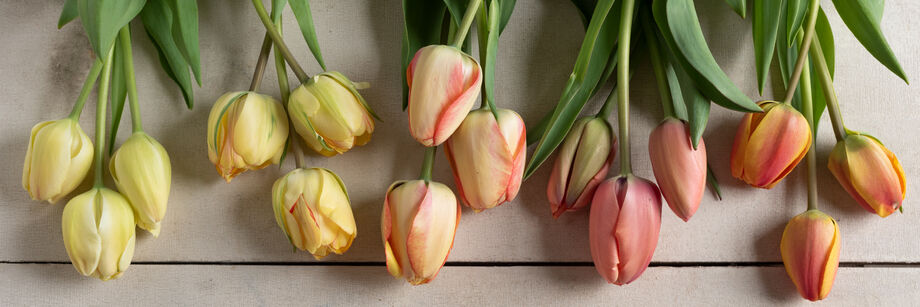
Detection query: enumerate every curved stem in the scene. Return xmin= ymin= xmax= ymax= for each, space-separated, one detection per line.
xmin=450 ymin=0 xmax=483 ymax=48
xmin=274 ymin=16 xmax=290 ymax=104
xmin=419 ymin=146 xmax=437 ymax=182
xmin=616 ymin=0 xmax=635 ymax=176
xmin=252 ymin=0 xmax=310 ymax=83
xmin=292 ymin=137 xmax=306 ymax=169
xmin=68 ymin=59 xmax=103 ymax=120
xmin=641 ymin=13 xmax=674 ymax=119
xmin=799 ymin=55 xmax=819 ymax=211
xmin=809 ymin=35 xmax=847 ymax=141
xmin=250 ymin=33 xmax=273 ymax=92
xmin=118 ymin=26 xmax=143 ymax=133
xmin=93 ymin=49 xmax=115 ymax=187
xmin=782 ymin=0 xmax=820 ymax=104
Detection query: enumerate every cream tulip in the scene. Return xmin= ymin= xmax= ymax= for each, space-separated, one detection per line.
xmin=207 ymin=91 xmax=289 ymax=182
xmin=62 ymin=188 xmax=136 ymax=281
xmin=22 ymin=118 xmax=94 ymax=204
xmin=272 ymin=168 xmax=357 ymax=259
xmin=110 ymin=132 xmax=171 ymax=236
xmin=407 ymin=45 xmax=482 ymax=146
xmin=289 ymin=72 xmax=377 ymax=156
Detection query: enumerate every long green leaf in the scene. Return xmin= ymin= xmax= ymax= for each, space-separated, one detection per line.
xmin=401 ymin=0 xmax=448 ymax=110
xmin=477 ymin=0 xmax=503 ymax=110
xmin=653 ymin=0 xmax=760 ymax=112
xmin=108 ymin=36 xmax=128 ymax=154
xmin=496 ymin=0 xmax=516 ymax=33
xmin=655 ymin=16 xmax=709 ymax=148
xmin=58 ymin=0 xmax=79 ymax=28
xmin=272 ymin=0 xmax=287 ymax=20
xmin=810 ymin=11 xmax=834 ymax=138
xmin=786 ymin=0 xmax=807 ymax=46
xmin=571 ymin=0 xmax=599 ymax=28
xmin=140 ymin=0 xmax=194 ymax=108
xmin=724 ymin=0 xmax=746 ymax=18
xmin=288 ymin=0 xmax=327 ymax=71
xmin=166 ymin=0 xmax=201 ymax=85
xmin=832 ymin=0 xmax=907 ymax=83
xmin=77 ymin=0 xmax=146 ymax=59
xmin=752 ymin=0 xmax=783 ymax=94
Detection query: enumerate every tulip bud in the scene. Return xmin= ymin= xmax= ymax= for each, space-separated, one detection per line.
xmin=589 ymin=175 xmax=662 ymax=285
xmin=22 ymin=118 xmax=94 ymax=204
xmin=407 ymin=45 xmax=482 ymax=146
xmin=207 ymin=91 xmax=289 ymax=182
xmin=62 ymin=188 xmax=136 ymax=281
xmin=827 ymin=134 xmax=905 ymax=217
xmin=648 ymin=118 xmax=707 ymax=221
xmin=730 ymin=101 xmax=811 ymax=189
xmin=382 ymin=180 xmax=460 ymax=285
xmin=547 ymin=117 xmax=615 ymax=218
xmin=445 ymin=108 xmax=526 ymax=211
xmin=289 ymin=72 xmax=376 ymax=156
xmin=780 ymin=209 xmax=840 ymax=301
xmin=272 ymin=168 xmax=357 ymax=259
xmin=109 ymin=132 xmax=171 ymax=237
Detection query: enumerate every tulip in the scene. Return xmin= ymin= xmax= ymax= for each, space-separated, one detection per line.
xmin=407 ymin=45 xmax=482 ymax=146
xmin=444 ymin=108 xmax=526 ymax=211
xmin=547 ymin=117 xmax=615 ymax=218
xmin=289 ymin=72 xmax=376 ymax=156
xmin=22 ymin=118 xmax=94 ymax=204
xmin=207 ymin=91 xmax=289 ymax=182
xmin=109 ymin=132 xmax=171 ymax=237
xmin=272 ymin=168 xmax=357 ymax=259
xmin=382 ymin=180 xmax=460 ymax=285
xmin=62 ymin=188 xmax=136 ymax=281
xmin=589 ymin=175 xmax=662 ymax=285
xmin=827 ymin=134 xmax=906 ymax=217
xmin=730 ymin=101 xmax=811 ymax=189
xmin=648 ymin=118 xmax=707 ymax=221
xmin=780 ymin=209 xmax=840 ymax=301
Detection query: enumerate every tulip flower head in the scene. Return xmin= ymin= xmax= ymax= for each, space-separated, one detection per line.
xmin=730 ymin=101 xmax=811 ymax=189
xmin=445 ymin=108 xmax=526 ymax=211
xmin=272 ymin=168 xmax=357 ymax=259
xmin=207 ymin=91 xmax=289 ymax=182
xmin=382 ymin=180 xmax=460 ymax=285
xmin=62 ymin=188 xmax=136 ymax=281
xmin=827 ymin=133 xmax=905 ymax=217
xmin=22 ymin=118 xmax=94 ymax=204
xmin=780 ymin=209 xmax=840 ymax=301
xmin=648 ymin=118 xmax=707 ymax=221
xmin=109 ymin=132 xmax=171 ymax=237
xmin=589 ymin=175 xmax=662 ymax=285
xmin=407 ymin=45 xmax=482 ymax=147
xmin=289 ymin=72 xmax=377 ymax=156
xmin=547 ymin=117 xmax=615 ymax=218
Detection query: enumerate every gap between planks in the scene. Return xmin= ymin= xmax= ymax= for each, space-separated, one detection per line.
xmin=2 ymin=261 xmax=920 ymax=268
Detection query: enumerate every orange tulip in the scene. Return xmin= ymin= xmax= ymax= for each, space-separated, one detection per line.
xmin=730 ymin=101 xmax=811 ymax=188
xmin=648 ymin=118 xmax=706 ymax=221
xmin=780 ymin=209 xmax=840 ymax=301
xmin=547 ymin=117 xmax=615 ymax=218
xmin=407 ymin=45 xmax=482 ymax=147
xmin=827 ymin=134 xmax=905 ymax=217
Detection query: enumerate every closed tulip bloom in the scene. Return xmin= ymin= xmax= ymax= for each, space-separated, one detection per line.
xmin=780 ymin=210 xmax=840 ymax=301
xmin=382 ymin=180 xmax=460 ymax=285
xmin=289 ymin=72 xmax=376 ymax=156
xmin=589 ymin=175 xmax=662 ymax=285
xmin=62 ymin=188 xmax=136 ymax=281
xmin=272 ymin=168 xmax=357 ymax=259
xmin=547 ymin=117 xmax=615 ymax=218
xmin=445 ymin=109 xmax=525 ymax=212
xmin=207 ymin=91 xmax=289 ymax=182
xmin=827 ymin=134 xmax=905 ymax=217
xmin=407 ymin=45 xmax=482 ymax=146
xmin=648 ymin=118 xmax=707 ymax=221
xmin=22 ymin=118 xmax=94 ymax=204
xmin=109 ymin=132 xmax=171 ymax=237
xmin=730 ymin=101 xmax=811 ymax=189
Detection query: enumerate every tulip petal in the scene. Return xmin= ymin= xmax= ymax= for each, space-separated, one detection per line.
xmin=845 ymin=137 xmax=904 ymax=217
xmin=589 ymin=179 xmax=621 ymax=284
xmin=649 ymin=120 xmax=707 ymax=221
xmin=547 ymin=118 xmax=590 ymax=214
xmin=62 ymin=191 xmax=102 ymax=277
xmin=382 ymin=183 xmax=401 ymax=278
xmin=613 ymin=177 xmax=662 ymax=285
xmin=730 ymin=113 xmax=753 ymax=179
xmin=780 ymin=210 xmax=839 ymax=301
xmin=742 ymin=105 xmax=810 ymax=188
xmin=406 ymin=182 xmax=459 ymax=285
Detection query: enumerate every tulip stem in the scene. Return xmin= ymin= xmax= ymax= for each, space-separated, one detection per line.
xmin=475 ymin=1 xmax=500 ymax=120
xmin=273 ymin=15 xmax=290 ymax=104
xmin=799 ymin=49 xmax=819 ymax=211
xmin=782 ymin=0 xmax=820 ymax=104
xmin=93 ymin=49 xmax=115 ymax=188
xmin=292 ymin=137 xmax=306 ymax=169
xmin=809 ymin=35 xmax=848 ymax=141
xmin=118 ymin=26 xmax=143 ymax=133
xmin=616 ymin=0 xmax=635 ymax=176
xmin=252 ymin=0 xmax=310 ymax=84
xmin=641 ymin=11 xmax=675 ymax=119
xmin=597 ymin=87 xmax=616 ymax=119
xmin=450 ymin=0 xmax=483 ymax=48
xmin=68 ymin=59 xmax=103 ymax=120
xmin=419 ymin=146 xmax=437 ymax=182
xmin=249 ymin=33 xmax=273 ymax=92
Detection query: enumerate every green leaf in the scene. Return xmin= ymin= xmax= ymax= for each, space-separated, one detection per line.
xmin=775 ymin=7 xmax=803 ymax=108
xmin=786 ymin=0 xmax=807 ymax=46
xmin=58 ymin=0 xmax=79 ymax=28
xmin=288 ymin=0 xmax=327 ymax=71
xmin=77 ymin=0 xmax=146 ymax=59
xmin=815 ymin=7 xmax=834 ymax=77
xmin=496 ymin=0 xmax=516 ymax=33
xmin=401 ymin=0 xmax=448 ymax=110
xmin=165 ymin=0 xmax=201 ymax=85
xmin=752 ymin=0 xmax=783 ymax=94
xmin=140 ymin=0 xmax=194 ymax=108
xmin=477 ymin=0 xmax=503 ymax=113
xmin=272 ymin=0 xmax=288 ymax=20
xmin=443 ymin=0 xmax=470 ymax=27
xmin=724 ymin=0 xmax=746 ymax=18
xmin=653 ymin=0 xmax=760 ymax=112
xmin=570 ymin=0 xmax=598 ymax=28
xmin=832 ymin=0 xmax=907 ymax=83
xmin=108 ymin=35 xmax=128 ymax=154
xmin=653 ymin=14 xmax=709 ymax=148
xmin=706 ymin=164 xmax=723 ymax=200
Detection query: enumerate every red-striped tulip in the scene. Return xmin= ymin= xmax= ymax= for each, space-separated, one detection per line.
xmin=445 ymin=108 xmax=525 ymax=212
xmin=730 ymin=101 xmax=811 ymax=189
xmin=407 ymin=45 xmax=482 ymax=146
xmin=648 ymin=118 xmax=706 ymax=221
xmin=272 ymin=168 xmax=356 ymax=259
xmin=780 ymin=209 xmax=840 ymax=301
xmin=827 ymin=134 xmax=906 ymax=217
xmin=547 ymin=117 xmax=615 ymax=218
xmin=589 ymin=175 xmax=662 ymax=285
xmin=382 ymin=180 xmax=461 ymax=285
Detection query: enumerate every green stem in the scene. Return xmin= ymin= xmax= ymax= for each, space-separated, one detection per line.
xmin=93 ymin=49 xmax=115 ymax=187
xmin=292 ymin=137 xmax=306 ymax=169
xmin=475 ymin=1 xmax=500 ymax=119
xmin=118 ymin=26 xmax=143 ymax=133
xmin=252 ymin=0 xmax=310 ymax=83
xmin=68 ymin=59 xmax=104 ymax=120
xmin=274 ymin=16 xmax=290 ymax=105
xmin=782 ymin=0 xmax=820 ymax=104
xmin=450 ymin=0 xmax=483 ymax=48
xmin=250 ymin=33 xmax=273 ymax=92
xmin=597 ymin=87 xmax=616 ymax=119
xmin=641 ymin=13 xmax=674 ymax=119
xmin=800 ymin=54 xmax=819 ymax=211
xmin=616 ymin=0 xmax=635 ymax=176
xmin=809 ymin=35 xmax=847 ymax=141
xmin=419 ymin=146 xmax=437 ymax=182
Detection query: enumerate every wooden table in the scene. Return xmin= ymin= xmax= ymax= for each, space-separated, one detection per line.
xmin=2 ymin=0 xmax=917 ymax=305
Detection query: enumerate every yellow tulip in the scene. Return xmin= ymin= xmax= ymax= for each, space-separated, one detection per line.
xmin=110 ymin=132 xmax=171 ymax=236
xmin=22 ymin=118 xmax=94 ymax=204
xmin=62 ymin=188 xmax=136 ymax=281
xmin=272 ymin=168 xmax=356 ymax=259
xmin=207 ymin=91 xmax=288 ymax=182
xmin=780 ymin=209 xmax=840 ymax=301
xmin=828 ymin=134 xmax=905 ymax=217
xmin=289 ymin=72 xmax=376 ymax=156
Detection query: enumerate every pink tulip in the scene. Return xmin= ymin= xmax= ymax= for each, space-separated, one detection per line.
xmin=648 ymin=118 xmax=707 ymax=221
xmin=547 ymin=117 xmax=615 ymax=218
xmin=445 ymin=109 xmax=526 ymax=212
xmin=589 ymin=175 xmax=662 ymax=285
xmin=407 ymin=45 xmax=482 ymax=147
xmin=781 ymin=209 xmax=840 ymax=301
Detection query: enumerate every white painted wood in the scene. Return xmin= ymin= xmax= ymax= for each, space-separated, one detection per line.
xmin=1 ymin=0 xmax=918 ymax=265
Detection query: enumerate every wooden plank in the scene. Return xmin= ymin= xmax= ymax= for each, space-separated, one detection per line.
xmin=0 ymin=1 xmax=917 ymax=263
